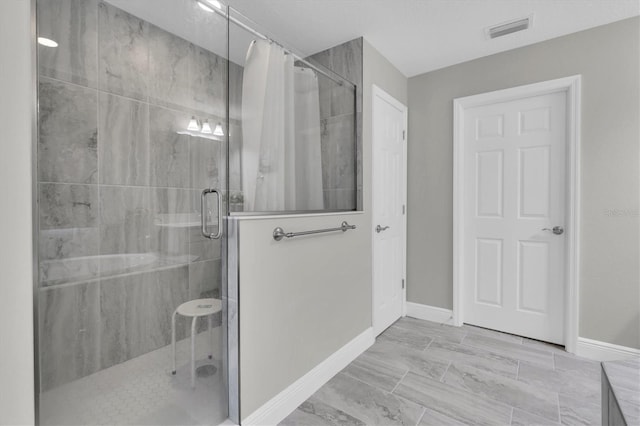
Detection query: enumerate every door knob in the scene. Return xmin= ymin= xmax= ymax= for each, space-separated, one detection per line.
xmin=542 ymin=226 xmax=564 ymax=235
xmin=376 ymin=225 xmax=390 ymax=233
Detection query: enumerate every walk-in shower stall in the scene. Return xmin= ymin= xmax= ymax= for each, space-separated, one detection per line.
xmin=34 ymin=0 xmax=357 ymax=424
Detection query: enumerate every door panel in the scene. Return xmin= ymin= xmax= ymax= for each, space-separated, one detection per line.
xmin=464 ymin=91 xmax=566 ymax=344
xmin=373 ymin=88 xmax=406 ymax=336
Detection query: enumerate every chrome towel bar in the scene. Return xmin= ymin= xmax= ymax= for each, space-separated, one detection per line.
xmin=273 ymin=221 xmax=356 ymax=241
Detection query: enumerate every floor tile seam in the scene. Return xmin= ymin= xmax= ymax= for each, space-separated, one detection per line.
xmin=442 ymin=362 xmax=563 ymax=424
xmin=439 ymin=361 xmax=452 ymax=382
xmin=414 ymin=406 xmax=426 ymax=426
xmin=459 ymin=340 xmax=555 ymax=369
xmin=509 ymin=406 xmax=514 ymax=425
xmin=340 ymin=369 xmax=396 ymax=395
xmin=389 ymin=368 xmax=411 ymax=394
xmin=429 ymin=341 xmax=522 ymax=372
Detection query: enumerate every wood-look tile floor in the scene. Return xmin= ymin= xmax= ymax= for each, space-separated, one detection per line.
xmin=280 ymin=317 xmax=602 ymax=426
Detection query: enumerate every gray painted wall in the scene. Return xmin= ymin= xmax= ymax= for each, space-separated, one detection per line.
xmin=407 ymin=17 xmax=640 ymax=348
xmin=237 ymin=38 xmax=407 ymax=420
xmin=0 ymin=0 xmax=36 ymax=423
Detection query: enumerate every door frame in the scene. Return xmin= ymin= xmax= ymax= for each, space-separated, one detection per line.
xmin=452 ymin=75 xmax=581 ymax=353
xmin=371 ymin=84 xmax=408 ymax=335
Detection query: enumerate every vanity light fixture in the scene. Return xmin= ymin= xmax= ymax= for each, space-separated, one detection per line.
xmin=213 ymin=123 xmax=224 ymax=136
xmin=201 ymin=120 xmax=213 ymax=134
xmin=187 ymin=116 xmax=200 ymax=131
xmin=38 ymin=37 xmax=58 ymax=47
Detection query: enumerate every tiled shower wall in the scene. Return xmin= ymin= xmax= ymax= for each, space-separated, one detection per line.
xmin=37 ymin=0 xmax=233 ymax=391
xmin=308 ymin=38 xmax=363 ymax=211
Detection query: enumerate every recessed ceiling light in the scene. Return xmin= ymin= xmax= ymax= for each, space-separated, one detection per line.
xmin=38 ymin=37 xmax=58 ymax=47
xmin=206 ymin=0 xmax=223 ymax=9
xmin=197 ymin=1 xmax=215 ymax=13
xmin=486 ymin=15 xmax=533 ymax=39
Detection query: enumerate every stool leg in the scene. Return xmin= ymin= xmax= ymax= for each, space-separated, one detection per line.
xmin=208 ymin=315 xmax=213 ymax=359
xmin=191 ymin=316 xmax=197 ymax=388
xmin=171 ymin=310 xmax=177 ymax=375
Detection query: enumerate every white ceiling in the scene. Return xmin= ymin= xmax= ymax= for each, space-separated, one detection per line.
xmin=225 ymin=0 xmax=640 ymax=77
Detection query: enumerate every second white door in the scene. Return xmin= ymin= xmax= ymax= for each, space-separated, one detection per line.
xmin=462 ymin=91 xmax=567 ymax=344
xmin=372 ymin=86 xmax=407 ymax=336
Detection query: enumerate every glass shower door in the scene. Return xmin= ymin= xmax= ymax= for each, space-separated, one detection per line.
xmin=35 ymin=0 xmax=230 ymax=424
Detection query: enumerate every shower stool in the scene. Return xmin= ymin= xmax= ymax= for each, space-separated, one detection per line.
xmin=171 ymin=298 xmax=222 ymax=388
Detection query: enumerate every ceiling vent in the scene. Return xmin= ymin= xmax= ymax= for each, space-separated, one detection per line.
xmin=486 ymin=15 xmax=533 ymax=39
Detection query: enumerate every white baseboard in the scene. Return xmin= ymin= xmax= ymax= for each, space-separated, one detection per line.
xmin=575 ymin=337 xmax=640 ymax=361
xmin=406 ymin=302 xmax=454 ymax=325
xmin=242 ymin=327 xmax=375 ymax=426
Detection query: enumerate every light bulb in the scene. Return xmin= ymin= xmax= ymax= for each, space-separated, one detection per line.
xmin=201 ymin=120 xmax=213 ymax=134
xmin=197 ymin=1 xmax=215 ymax=13
xmin=213 ymin=123 xmax=224 ymax=136
xmin=38 ymin=37 xmax=58 ymax=47
xmin=187 ymin=116 xmax=200 ymax=131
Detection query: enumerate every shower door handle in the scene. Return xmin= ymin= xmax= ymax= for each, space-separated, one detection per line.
xmin=201 ymin=188 xmax=222 ymax=239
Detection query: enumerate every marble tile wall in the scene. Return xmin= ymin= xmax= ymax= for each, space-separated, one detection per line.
xmin=308 ymin=38 xmax=363 ymax=211
xmin=36 ymin=0 xmax=232 ymax=390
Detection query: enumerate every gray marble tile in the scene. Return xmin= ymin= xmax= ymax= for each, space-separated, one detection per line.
xmin=98 ymin=92 xmax=150 ymax=186
xmin=148 ymin=25 xmax=193 ymax=111
xmin=393 ymin=371 xmax=512 ymax=426
xmin=38 ymin=78 xmax=97 ymax=184
xmin=377 ymin=324 xmax=433 ymax=350
xmin=148 ymin=105 xmax=191 ymax=188
xmin=424 ymin=339 xmax=519 ymax=378
xmin=522 ymin=337 xmax=566 ymax=354
xmin=189 ymin=260 xmax=221 ymax=300
xmin=39 ymin=183 xmax=98 ymax=230
xmin=39 ymin=183 xmax=100 ymax=285
xmin=442 ymin=363 xmax=560 ymax=422
xmin=394 ymin=317 xmax=466 ymax=344
xmin=321 ymin=115 xmax=356 ymax=191
xmin=190 ymin=136 xmax=221 ymax=190
xmin=342 ymin=353 xmax=407 ymax=392
xmin=280 ymin=397 xmax=366 ymax=426
xmin=462 ymin=324 xmax=524 ymax=344
xmin=36 ymin=0 xmax=98 ymax=88
xmin=99 ymin=186 xmax=153 ymax=271
xmin=229 ymin=62 xmax=244 ymax=122
xmin=364 ymin=341 xmax=449 ymax=381
xmin=418 ymin=407 xmax=466 ymax=426
xmin=603 ymin=358 xmax=640 ymax=392
xmin=553 ymin=353 xmax=600 ymax=375
xmin=312 ymin=373 xmax=423 ymax=425
xmin=190 ymin=45 xmax=226 ymax=117
xmin=558 ymin=394 xmax=600 ymax=426
xmin=98 ymin=2 xmax=149 ymax=101
xmin=39 ymin=282 xmax=101 ymax=391
xmin=189 ymin=190 xmax=222 ymax=262
xmin=100 ymin=266 xmax=188 ymax=369
xmin=462 ymin=333 xmax=554 ymax=368
xmin=518 ymin=361 xmax=600 ymax=405
xmin=511 ymin=408 xmax=561 ymax=426
xmin=152 ymin=188 xmax=191 ymax=264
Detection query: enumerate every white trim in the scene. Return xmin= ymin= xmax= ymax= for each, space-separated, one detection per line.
xmin=242 ymin=328 xmax=375 ymax=426
xmin=575 ymin=337 xmax=640 ymax=361
xmin=452 ymin=75 xmax=582 ymax=353
xmin=406 ymin=303 xmax=454 ymax=325
xmin=371 ymin=84 xmax=408 ymax=335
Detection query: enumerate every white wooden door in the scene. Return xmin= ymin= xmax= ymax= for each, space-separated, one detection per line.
xmin=463 ymin=91 xmax=566 ymax=344
xmin=372 ymin=86 xmax=407 ymax=336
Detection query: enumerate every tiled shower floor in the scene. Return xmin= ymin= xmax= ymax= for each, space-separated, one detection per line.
xmin=40 ymin=330 xmax=227 ymax=426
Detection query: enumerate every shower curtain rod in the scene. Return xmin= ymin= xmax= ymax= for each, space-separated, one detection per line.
xmin=218 ymin=8 xmax=352 ymax=87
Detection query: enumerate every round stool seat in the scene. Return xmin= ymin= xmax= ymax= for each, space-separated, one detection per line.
xmin=176 ymin=298 xmax=222 ymax=318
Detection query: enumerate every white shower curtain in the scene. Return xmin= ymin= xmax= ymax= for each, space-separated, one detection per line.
xmin=241 ymin=39 xmax=324 ymax=211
